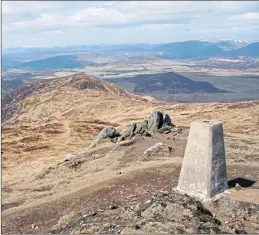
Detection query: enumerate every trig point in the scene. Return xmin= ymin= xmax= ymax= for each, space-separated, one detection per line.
xmin=177 ymin=120 xmax=228 ymax=199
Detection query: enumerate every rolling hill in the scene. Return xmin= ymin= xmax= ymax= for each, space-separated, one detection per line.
xmin=2 ymin=40 xmax=259 ymax=75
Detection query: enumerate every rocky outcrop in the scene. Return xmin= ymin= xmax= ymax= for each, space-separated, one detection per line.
xmin=119 ymin=191 xmax=224 ymax=234
xmin=90 ymin=111 xmax=180 ymax=148
xmin=148 ymin=111 xmax=176 ymax=133
xmin=90 ymin=126 xmax=120 ymax=148
xmin=148 ymin=111 xmax=163 ymax=131
xmin=52 ymin=190 xmax=258 ymax=234
xmin=120 ymin=121 xmax=150 ymax=139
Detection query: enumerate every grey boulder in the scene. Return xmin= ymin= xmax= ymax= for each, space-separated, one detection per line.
xmin=148 ymin=111 xmax=174 ymax=132
xmin=90 ymin=126 xmax=119 ymax=148
xmin=148 ymin=111 xmax=163 ymax=131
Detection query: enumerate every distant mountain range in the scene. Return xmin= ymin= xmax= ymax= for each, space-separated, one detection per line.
xmin=4 ymin=40 xmax=258 ymax=56
xmin=2 ymin=40 xmax=259 ymax=72
xmin=156 ymin=41 xmax=259 ymax=59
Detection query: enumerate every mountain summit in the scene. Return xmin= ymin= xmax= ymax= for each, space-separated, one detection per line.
xmin=2 ymin=73 xmax=259 ymax=234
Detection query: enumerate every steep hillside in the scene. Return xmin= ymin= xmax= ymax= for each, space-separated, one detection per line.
xmin=2 ymin=74 xmax=259 ymax=234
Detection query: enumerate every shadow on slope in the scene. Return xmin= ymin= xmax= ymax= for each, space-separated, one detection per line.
xmin=107 ymin=72 xmax=229 ymax=94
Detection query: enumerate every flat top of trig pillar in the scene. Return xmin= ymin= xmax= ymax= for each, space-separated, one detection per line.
xmin=192 ymin=120 xmax=222 ymax=126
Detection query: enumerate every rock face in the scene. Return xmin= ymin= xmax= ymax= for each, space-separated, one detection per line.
xmin=90 ymin=126 xmax=119 ymax=148
xmin=177 ymin=120 xmax=228 ymax=199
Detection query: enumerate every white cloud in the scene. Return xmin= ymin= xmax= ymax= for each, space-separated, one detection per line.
xmin=230 ymin=12 xmax=259 ymax=22
xmin=2 ymin=1 xmax=61 ymax=14
xmin=134 ymin=24 xmax=178 ymax=31
xmin=5 ymin=1 xmax=259 ymax=32
xmin=73 ymin=7 xmax=128 ymax=25
xmin=8 ymin=13 xmax=73 ymax=31
xmin=43 ymin=30 xmax=64 ymax=34
xmin=2 ymin=2 xmax=12 ymax=13
xmin=2 ymin=1 xmax=259 ymax=48
xmin=243 ymin=12 xmax=259 ymax=20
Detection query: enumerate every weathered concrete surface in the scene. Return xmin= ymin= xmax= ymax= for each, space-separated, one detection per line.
xmin=177 ymin=120 xmax=228 ymax=199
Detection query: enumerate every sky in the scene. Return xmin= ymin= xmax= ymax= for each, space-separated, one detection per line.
xmin=2 ymin=1 xmax=259 ymax=48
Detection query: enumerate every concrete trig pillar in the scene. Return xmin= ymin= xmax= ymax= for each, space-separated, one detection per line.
xmin=177 ymin=120 xmax=228 ymax=199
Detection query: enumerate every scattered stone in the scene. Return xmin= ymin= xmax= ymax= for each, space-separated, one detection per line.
xmin=110 ymin=137 xmax=118 ymax=143
xmin=235 ymin=183 xmax=242 ymax=190
xmin=118 ymin=138 xmax=137 ymax=146
xmin=64 ymin=153 xmax=79 ymax=162
xmin=56 ymin=190 xmax=259 ymax=234
xmin=163 ymin=129 xmax=171 ymax=134
xmin=143 ymin=142 xmax=173 ymax=160
xmin=157 ymin=126 xmax=171 ymax=134
xmin=159 ymin=190 xmax=169 ymax=196
xmin=117 ymin=136 xmax=125 ymax=143
xmin=68 ymin=160 xmax=83 ymax=169
xmin=109 ymin=202 xmax=118 ymax=210
xmin=177 ymin=127 xmax=183 ymax=133
xmin=31 ymin=224 xmax=39 ymax=230
xmin=120 ymin=227 xmax=140 ymax=234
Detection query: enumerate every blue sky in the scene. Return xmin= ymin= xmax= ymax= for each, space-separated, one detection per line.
xmin=2 ymin=1 xmax=259 ymax=48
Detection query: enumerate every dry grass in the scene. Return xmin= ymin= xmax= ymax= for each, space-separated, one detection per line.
xmin=2 ymin=74 xmax=259 ymax=233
